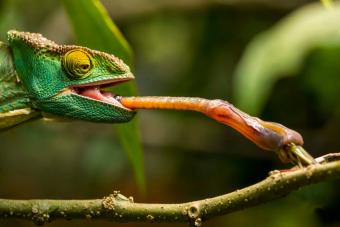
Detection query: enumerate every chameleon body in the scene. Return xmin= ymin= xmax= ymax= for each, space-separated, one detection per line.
xmin=0 ymin=31 xmax=314 ymax=164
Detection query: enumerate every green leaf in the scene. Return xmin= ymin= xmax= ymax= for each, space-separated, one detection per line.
xmin=320 ymin=0 xmax=333 ymax=9
xmin=62 ymin=0 xmax=145 ymax=192
xmin=233 ymin=3 xmax=340 ymax=115
xmin=302 ymin=46 xmax=340 ymax=115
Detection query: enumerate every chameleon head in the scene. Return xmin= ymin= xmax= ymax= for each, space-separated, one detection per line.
xmin=7 ymin=30 xmax=135 ymax=123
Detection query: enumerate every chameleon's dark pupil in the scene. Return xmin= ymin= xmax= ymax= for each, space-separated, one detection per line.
xmin=81 ymin=64 xmax=89 ymax=70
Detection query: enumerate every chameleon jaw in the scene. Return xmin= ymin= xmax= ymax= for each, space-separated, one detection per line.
xmin=64 ymin=77 xmax=133 ymax=111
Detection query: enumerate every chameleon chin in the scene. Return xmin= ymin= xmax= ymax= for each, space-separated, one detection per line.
xmin=0 ymin=30 xmax=314 ymax=165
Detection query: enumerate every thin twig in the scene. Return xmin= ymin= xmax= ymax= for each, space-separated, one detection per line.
xmin=0 ymin=153 xmax=339 ymax=225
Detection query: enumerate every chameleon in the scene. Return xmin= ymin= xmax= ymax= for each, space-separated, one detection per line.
xmin=0 ymin=30 xmax=314 ymax=165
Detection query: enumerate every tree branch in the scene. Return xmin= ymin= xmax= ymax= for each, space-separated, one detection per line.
xmin=1 ymin=154 xmax=340 ymax=226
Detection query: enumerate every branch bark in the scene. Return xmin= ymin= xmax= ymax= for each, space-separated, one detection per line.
xmin=1 ymin=154 xmax=340 ymax=226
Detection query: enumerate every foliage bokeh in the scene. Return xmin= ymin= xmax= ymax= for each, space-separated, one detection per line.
xmin=0 ymin=0 xmax=339 ymax=227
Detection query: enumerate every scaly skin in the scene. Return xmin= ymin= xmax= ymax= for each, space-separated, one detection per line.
xmin=0 ymin=41 xmax=40 ymax=129
xmin=0 ymin=31 xmax=314 ymax=164
xmin=5 ymin=30 xmax=135 ymax=126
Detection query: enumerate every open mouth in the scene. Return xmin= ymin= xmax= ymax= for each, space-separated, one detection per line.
xmin=67 ymin=77 xmax=132 ymax=111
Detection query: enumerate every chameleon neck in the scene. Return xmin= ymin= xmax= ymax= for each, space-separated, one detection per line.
xmin=0 ymin=42 xmax=40 ymax=130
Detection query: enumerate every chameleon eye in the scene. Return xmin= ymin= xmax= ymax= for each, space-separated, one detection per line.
xmin=62 ymin=49 xmax=93 ymax=79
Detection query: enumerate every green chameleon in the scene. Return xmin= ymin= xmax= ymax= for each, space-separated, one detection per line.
xmin=0 ymin=30 xmax=314 ymax=165
xmin=0 ymin=30 xmax=135 ymax=129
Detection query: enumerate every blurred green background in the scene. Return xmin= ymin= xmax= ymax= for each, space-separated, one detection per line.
xmin=0 ymin=0 xmax=340 ymax=226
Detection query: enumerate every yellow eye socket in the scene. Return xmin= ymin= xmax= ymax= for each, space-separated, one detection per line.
xmin=62 ymin=49 xmax=93 ymax=79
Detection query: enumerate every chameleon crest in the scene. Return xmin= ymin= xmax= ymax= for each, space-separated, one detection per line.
xmin=0 ymin=30 xmax=135 ymax=129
